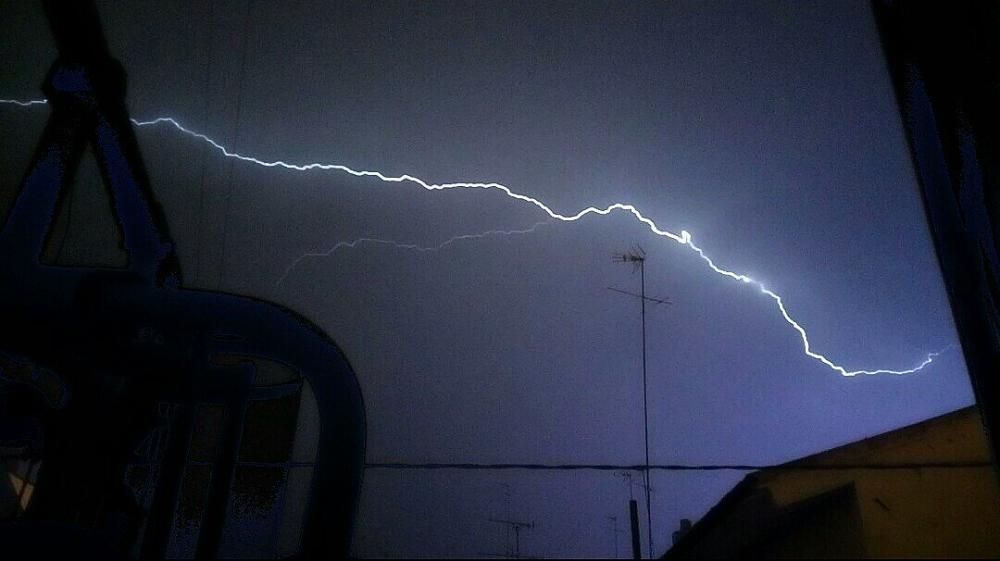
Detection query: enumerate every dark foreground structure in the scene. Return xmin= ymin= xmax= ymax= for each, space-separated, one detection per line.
xmin=874 ymin=0 xmax=1000 ymax=463
xmin=665 ymin=407 xmax=1000 ymax=559
xmin=0 ymin=1 xmax=365 ymax=558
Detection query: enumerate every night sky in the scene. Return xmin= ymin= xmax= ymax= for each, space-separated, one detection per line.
xmin=0 ymin=0 xmax=976 ymax=557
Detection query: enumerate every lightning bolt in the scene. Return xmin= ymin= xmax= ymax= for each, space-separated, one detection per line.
xmin=276 ymin=221 xmax=551 ymax=286
xmin=0 ymin=98 xmax=48 ymax=107
xmin=2 ymin=98 xmax=948 ymax=376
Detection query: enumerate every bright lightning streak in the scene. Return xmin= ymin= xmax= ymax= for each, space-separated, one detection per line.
xmin=276 ymin=221 xmax=551 ymax=286
xmin=0 ymin=98 xmax=48 ymax=107
xmin=1 ymin=98 xmax=947 ymax=376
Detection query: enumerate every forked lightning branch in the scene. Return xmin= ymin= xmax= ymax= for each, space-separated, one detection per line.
xmin=1 ymin=98 xmax=945 ymax=377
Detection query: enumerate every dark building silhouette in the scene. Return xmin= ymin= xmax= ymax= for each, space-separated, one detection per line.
xmin=0 ymin=2 xmax=366 ymax=557
xmin=665 ymin=407 xmax=1000 ymax=559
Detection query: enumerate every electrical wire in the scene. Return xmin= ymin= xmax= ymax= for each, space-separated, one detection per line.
xmin=364 ymin=461 xmax=993 ymax=471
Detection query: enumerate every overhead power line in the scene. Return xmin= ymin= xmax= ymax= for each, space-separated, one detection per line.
xmin=364 ymin=461 xmax=993 ymax=472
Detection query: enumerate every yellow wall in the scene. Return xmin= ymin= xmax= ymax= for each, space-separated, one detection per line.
xmin=756 ymin=408 xmax=1000 ymax=557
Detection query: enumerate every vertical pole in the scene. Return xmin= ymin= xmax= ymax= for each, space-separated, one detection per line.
xmin=612 ymin=516 xmax=619 ymax=558
xmin=141 ymin=403 xmax=194 ymax=559
xmin=640 ymin=261 xmax=653 ymax=558
xmin=629 ymin=499 xmax=641 ymax=560
xmin=195 ymin=389 xmax=248 ymax=559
